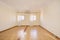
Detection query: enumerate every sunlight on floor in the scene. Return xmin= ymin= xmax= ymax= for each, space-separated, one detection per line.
xmin=18 ymin=29 xmax=26 ymax=40
xmin=30 ymin=29 xmax=37 ymax=40
xmin=18 ymin=29 xmax=38 ymax=40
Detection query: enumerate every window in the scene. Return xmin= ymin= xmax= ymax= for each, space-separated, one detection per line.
xmin=30 ymin=15 xmax=36 ymax=21
xmin=18 ymin=15 xmax=24 ymax=21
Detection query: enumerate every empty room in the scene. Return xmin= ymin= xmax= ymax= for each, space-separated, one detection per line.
xmin=0 ymin=0 xmax=60 ymax=40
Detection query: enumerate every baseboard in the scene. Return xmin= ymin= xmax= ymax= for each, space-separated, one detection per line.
xmin=39 ymin=25 xmax=60 ymax=40
xmin=0 ymin=25 xmax=29 ymax=33
xmin=0 ymin=25 xmax=18 ymax=33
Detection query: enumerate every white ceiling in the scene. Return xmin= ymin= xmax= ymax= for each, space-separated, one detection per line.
xmin=0 ymin=0 xmax=53 ymax=11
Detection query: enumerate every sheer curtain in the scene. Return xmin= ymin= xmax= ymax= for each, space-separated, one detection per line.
xmin=17 ymin=15 xmax=25 ymax=26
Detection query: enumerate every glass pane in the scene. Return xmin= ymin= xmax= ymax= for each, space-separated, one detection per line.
xmin=30 ymin=15 xmax=36 ymax=21
xmin=18 ymin=15 xmax=24 ymax=21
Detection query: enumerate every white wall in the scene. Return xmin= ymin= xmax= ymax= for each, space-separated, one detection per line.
xmin=0 ymin=2 xmax=17 ymax=31
xmin=40 ymin=0 xmax=60 ymax=38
